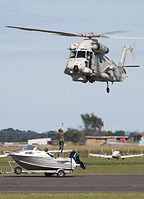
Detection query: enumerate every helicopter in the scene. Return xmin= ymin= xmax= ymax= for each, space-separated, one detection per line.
xmin=7 ymin=26 xmax=144 ymax=93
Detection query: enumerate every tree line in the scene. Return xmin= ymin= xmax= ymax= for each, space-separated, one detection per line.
xmin=0 ymin=128 xmax=46 ymax=143
xmin=0 ymin=113 xmax=138 ymax=144
xmin=64 ymin=113 xmax=126 ymax=144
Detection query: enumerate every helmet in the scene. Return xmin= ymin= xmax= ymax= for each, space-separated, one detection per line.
xmin=58 ymin=128 xmax=63 ymax=132
xmin=44 ymin=148 xmax=48 ymax=152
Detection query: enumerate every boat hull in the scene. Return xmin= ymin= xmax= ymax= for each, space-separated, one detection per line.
xmin=10 ymin=154 xmax=75 ymax=171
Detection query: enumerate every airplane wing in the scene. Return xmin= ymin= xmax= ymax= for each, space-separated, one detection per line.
xmin=121 ymin=154 xmax=143 ymax=159
xmin=90 ymin=153 xmax=112 ymax=159
xmin=48 ymin=150 xmax=72 ymax=153
xmin=0 ymin=154 xmax=9 ymax=157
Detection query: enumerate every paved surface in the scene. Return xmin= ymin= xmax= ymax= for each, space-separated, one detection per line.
xmin=0 ymin=174 xmax=144 ymax=193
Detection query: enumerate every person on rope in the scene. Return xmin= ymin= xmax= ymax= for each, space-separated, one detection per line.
xmin=58 ymin=128 xmax=65 ymax=152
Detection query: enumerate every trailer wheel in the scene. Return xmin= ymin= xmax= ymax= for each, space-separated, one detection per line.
xmin=57 ymin=170 xmax=65 ymax=177
xmin=44 ymin=173 xmax=52 ymax=177
xmin=14 ymin=166 xmax=22 ymax=175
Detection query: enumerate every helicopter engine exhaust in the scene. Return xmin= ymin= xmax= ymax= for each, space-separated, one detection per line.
xmin=92 ymin=43 xmax=109 ymax=54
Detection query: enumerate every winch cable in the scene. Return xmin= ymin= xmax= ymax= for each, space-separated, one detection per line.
xmin=61 ymin=76 xmax=67 ymax=129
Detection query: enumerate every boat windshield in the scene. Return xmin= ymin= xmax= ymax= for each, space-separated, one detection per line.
xmin=24 ymin=145 xmax=41 ymax=151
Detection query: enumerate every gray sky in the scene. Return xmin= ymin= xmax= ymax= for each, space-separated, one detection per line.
xmin=0 ymin=0 xmax=144 ymax=133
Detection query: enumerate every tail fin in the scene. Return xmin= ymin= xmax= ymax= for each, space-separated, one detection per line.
xmin=119 ymin=46 xmax=134 ymax=67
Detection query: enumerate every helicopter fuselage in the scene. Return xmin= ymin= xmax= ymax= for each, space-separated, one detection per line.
xmin=6 ymin=26 xmax=140 ymax=93
xmin=65 ymin=39 xmax=126 ymax=84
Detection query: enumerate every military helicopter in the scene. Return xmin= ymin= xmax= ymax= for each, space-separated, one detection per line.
xmin=7 ymin=26 xmax=144 ymax=93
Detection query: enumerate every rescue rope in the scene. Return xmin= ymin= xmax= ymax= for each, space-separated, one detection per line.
xmin=61 ymin=77 xmax=67 ymax=129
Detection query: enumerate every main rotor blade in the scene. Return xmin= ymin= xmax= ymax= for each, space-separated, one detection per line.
xmin=6 ymin=26 xmax=144 ymax=40
xmin=102 ymin=30 xmax=129 ymax=35
xmin=105 ymin=35 xmax=144 ymax=39
xmin=6 ymin=26 xmax=84 ymax=37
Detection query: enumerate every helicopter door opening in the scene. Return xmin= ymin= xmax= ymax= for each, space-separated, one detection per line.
xmin=87 ymin=51 xmax=92 ymax=69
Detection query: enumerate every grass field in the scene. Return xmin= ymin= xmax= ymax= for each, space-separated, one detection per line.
xmin=0 ymin=145 xmax=144 ymax=175
xmin=0 ymin=193 xmax=144 ymax=199
xmin=0 ymin=146 xmax=144 ymax=198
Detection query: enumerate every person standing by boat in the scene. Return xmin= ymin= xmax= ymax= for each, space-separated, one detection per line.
xmin=58 ymin=128 xmax=64 ymax=152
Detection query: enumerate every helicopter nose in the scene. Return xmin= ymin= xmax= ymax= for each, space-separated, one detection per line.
xmin=73 ymin=65 xmax=79 ymax=72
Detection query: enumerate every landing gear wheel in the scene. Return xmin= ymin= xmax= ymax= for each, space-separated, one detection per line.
xmin=44 ymin=173 xmax=52 ymax=177
xmin=106 ymin=82 xmax=110 ymax=93
xmin=106 ymin=87 xmax=110 ymax=93
xmin=57 ymin=170 xmax=65 ymax=177
xmin=14 ymin=166 xmax=22 ymax=175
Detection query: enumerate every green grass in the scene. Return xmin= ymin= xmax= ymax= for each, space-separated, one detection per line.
xmin=0 ymin=145 xmax=144 ymax=175
xmin=0 ymin=156 xmax=144 ymax=175
xmin=73 ymin=154 xmax=144 ymax=174
xmin=72 ymin=156 xmax=144 ymax=175
xmin=0 ymin=146 xmax=144 ymax=175
xmin=0 ymin=193 xmax=144 ymax=199
xmin=0 ymin=147 xmax=144 ymax=198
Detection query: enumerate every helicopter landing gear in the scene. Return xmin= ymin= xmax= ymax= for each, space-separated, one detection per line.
xmin=106 ymin=82 xmax=110 ymax=93
xmin=86 ymin=75 xmax=94 ymax=83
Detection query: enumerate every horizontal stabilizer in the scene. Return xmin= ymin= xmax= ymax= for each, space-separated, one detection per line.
xmin=123 ymin=65 xmax=140 ymax=67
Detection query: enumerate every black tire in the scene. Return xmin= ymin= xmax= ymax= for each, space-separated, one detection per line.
xmin=106 ymin=87 xmax=110 ymax=93
xmin=14 ymin=166 xmax=22 ymax=175
xmin=44 ymin=173 xmax=52 ymax=177
xmin=57 ymin=170 xmax=65 ymax=177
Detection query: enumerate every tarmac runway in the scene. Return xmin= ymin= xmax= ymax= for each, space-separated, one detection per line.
xmin=0 ymin=174 xmax=144 ymax=193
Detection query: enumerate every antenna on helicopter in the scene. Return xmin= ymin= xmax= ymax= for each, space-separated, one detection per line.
xmin=128 ymin=46 xmax=135 ymax=64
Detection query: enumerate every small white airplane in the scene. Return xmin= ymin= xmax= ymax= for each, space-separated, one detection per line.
xmin=90 ymin=150 xmax=143 ymax=160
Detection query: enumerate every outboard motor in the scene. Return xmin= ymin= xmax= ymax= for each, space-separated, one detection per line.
xmin=69 ymin=151 xmax=86 ymax=170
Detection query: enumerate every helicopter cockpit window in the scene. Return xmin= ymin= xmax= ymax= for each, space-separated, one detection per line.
xmin=76 ymin=51 xmax=85 ymax=58
xmin=69 ymin=50 xmax=76 ymax=58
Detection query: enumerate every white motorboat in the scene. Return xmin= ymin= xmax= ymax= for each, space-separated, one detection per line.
xmin=0 ymin=145 xmax=86 ymax=177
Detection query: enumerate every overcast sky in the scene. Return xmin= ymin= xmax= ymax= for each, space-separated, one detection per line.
xmin=0 ymin=0 xmax=144 ymax=133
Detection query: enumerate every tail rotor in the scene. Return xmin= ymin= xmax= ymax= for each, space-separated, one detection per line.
xmin=128 ymin=46 xmax=135 ymax=64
